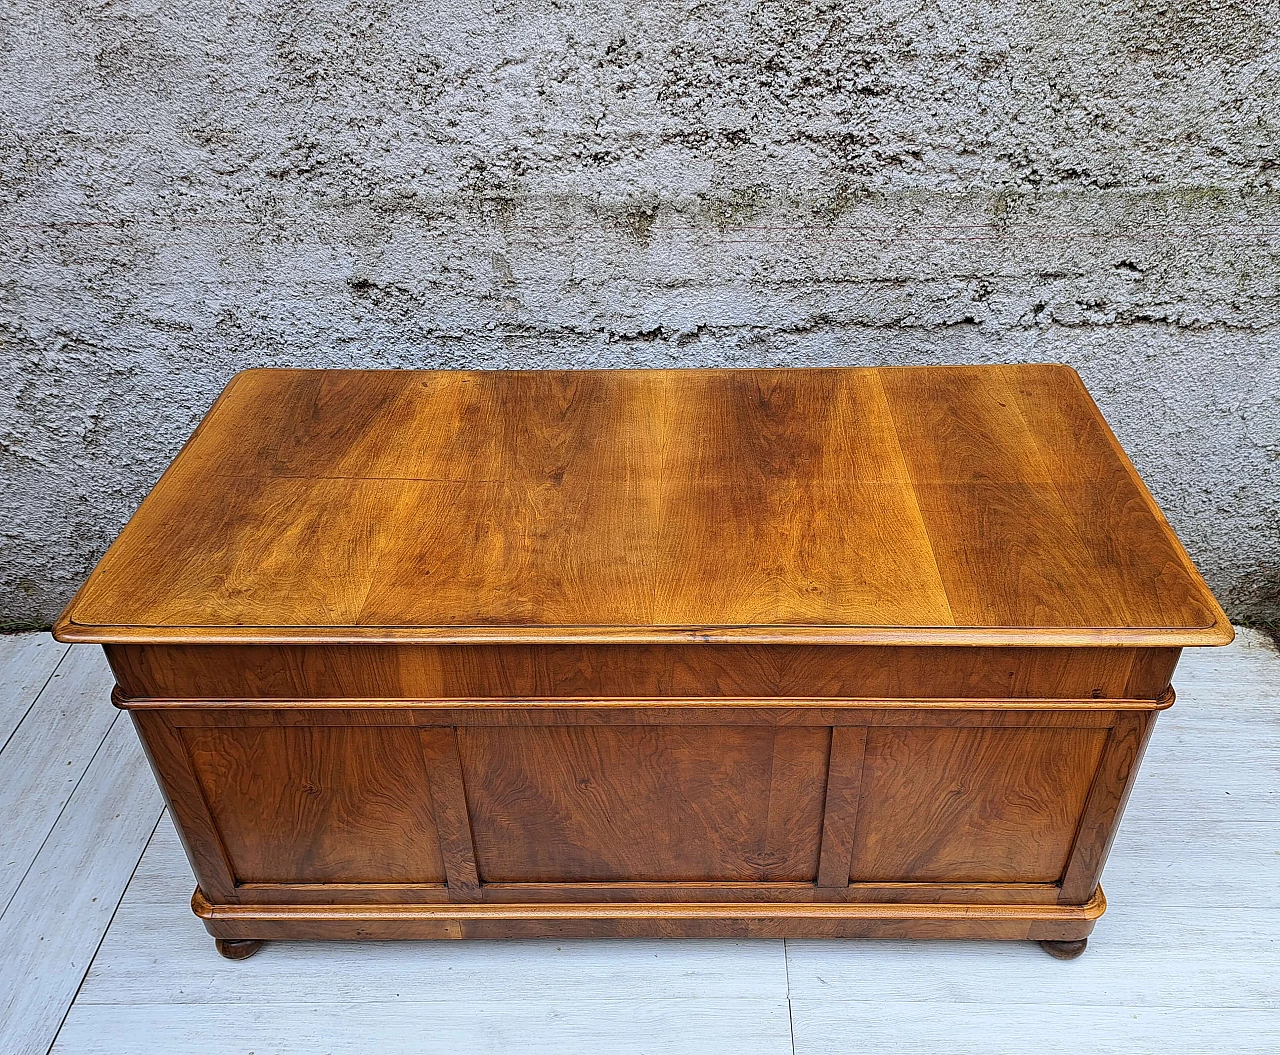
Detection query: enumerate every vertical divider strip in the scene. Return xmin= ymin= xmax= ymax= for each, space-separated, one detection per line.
xmin=130 ymin=710 xmax=239 ymax=902
xmin=419 ymin=726 xmax=482 ymax=901
xmin=816 ymin=725 xmax=870 ymax=888
xmin=1058 ymin=709 xmax=1156 ymax=904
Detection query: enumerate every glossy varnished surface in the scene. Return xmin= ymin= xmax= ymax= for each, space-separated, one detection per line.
xmin=46 ymin=367 xmax=1232 ymax=951
xmin=129 ymin=701 xmax=1146 ymax=919
xmin=104 ymin=641 xmax=1182 ymax=701
xmin=55 ymin=365 xmax=1230 ymax=646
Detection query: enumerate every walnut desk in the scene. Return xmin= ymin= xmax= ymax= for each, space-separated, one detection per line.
xmin=54 ymin=365 xmax=1232 ymax=961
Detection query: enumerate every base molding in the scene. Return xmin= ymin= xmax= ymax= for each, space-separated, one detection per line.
xmin=193 ymin=886 xmax=1105 ymax=942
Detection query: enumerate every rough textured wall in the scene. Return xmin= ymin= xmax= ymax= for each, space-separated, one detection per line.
xmin=2 ymin=0 xmax=1278 ymax=626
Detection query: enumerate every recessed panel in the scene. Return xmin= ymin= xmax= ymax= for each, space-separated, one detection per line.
xmin=850 ymin=726 xmax=1107 ymax=883
xmin=184 ymin=726 xmax=446 ymax=884
xmin=459 ymin=725 xmax=830 ymax=883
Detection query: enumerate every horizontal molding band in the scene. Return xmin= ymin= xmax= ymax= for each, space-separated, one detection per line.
xmin=231 ymin=880 xmax=1068 ymax=906
xmin=113 ymin=686 xmax=1176 ymax=712
xmin=194 ymin=887 xmax=1106 ymax=923
xmin=57 ymin=618 xmax=1233 ymax=647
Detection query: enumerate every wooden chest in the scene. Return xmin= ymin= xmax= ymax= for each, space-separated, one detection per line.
xmin=54 ymin=365 xmax=1231 ymax=960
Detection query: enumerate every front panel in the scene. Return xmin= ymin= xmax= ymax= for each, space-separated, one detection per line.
xmin=106 ymin=642 xmax=1175 ymax=701
xmin=137 ymin=706 xmax=1151 ymax=908
xmin=183 ymin=725 xmax=447 ymax=885
xmin=850 ymin=726 xmax=1108 ymax=883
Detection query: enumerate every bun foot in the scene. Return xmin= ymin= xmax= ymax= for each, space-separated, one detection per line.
xmin=215 ymin=938 xmax=265 ymax=960
xmin=1039 ymin=938 xmax=1087 ymax=960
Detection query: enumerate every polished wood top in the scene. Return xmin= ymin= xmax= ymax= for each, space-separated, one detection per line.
xmin=54 ymin=365 xmax=1231 ymax=646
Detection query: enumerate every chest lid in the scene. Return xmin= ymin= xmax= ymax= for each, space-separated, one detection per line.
xmin=53 ymin=364 xmax=1231 ymax=647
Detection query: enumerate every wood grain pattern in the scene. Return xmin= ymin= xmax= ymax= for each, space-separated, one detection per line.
xmin=212 ymin=880 xmax=1067 ymax=908
xmin=131 ymin=711 xmax=238 ymax=902
xmin=183 ymin=726 xmax=446 ymax=885
xmin=815 ymin=726 xmax=868 ymax=888
xmin=1124 ymin=648 xmax=1182 ymax=697
xmin=647 ymin=370 xmax=954 ymax=628
xmin=418 ymin=727 xmax=481 ymax=900
xmin=55 ymin=365 xmax=1231 ymax=647
xmin=849 ymin=727 xmax=1109 ymax=883
xmin=458 ymin=725 xmax=829 ymax=883
xmin=144 ymin=703 xmax=1136 ymax=729
xmin=104 ymin=641 xmax=1165 ymax=702
xmin=1058 ymin=710 xmax=1158 ymax=903
xmin=49 ymin=366 xmax=1231 ymax=948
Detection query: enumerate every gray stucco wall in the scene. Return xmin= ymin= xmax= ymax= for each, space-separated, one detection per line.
xmin=2 ymin=0 xmax=1278 ymax=627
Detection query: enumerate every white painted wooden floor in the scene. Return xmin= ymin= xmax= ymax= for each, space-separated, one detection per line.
xmin=1 ymin=631 xmax=1277 ymax=1055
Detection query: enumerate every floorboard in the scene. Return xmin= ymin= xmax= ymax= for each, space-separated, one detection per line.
xmin=0 ymin=634 xmax=69 ymax=749
xmin=786 ymin=903 xmax=1280 ymax=1009
xmin=0 ymin=715 xmax=163 ymax=1055
xmin=1099 ymin=820 xmax=1280 ymax=908
xmin=51 ymin=999 xmax=796 ymax=1055
xmin=789 ymin=1002 xmax=1280 ymax=1055
xmin=0 ymin=631 xmax=1273 ymax=1055
xmin=0 ymin=647 xmax=120 ymax=915
xmin=75 ymin=819 xmax=791 ymax=1006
